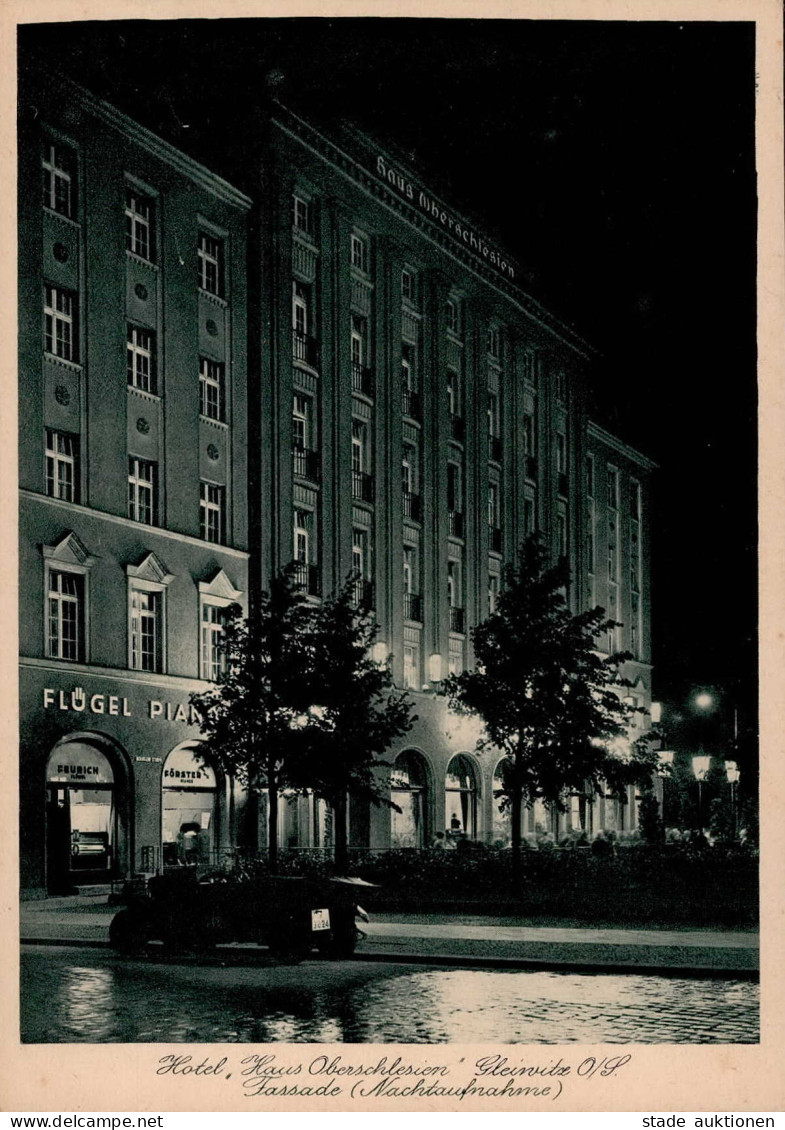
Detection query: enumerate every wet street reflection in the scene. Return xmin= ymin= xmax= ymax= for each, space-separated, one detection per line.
xmin=21 ymin=947 xmax=758 ymax=1044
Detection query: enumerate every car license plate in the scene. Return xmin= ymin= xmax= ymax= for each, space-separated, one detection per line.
xmin=311 ymin=908 xmax=331 ymax=931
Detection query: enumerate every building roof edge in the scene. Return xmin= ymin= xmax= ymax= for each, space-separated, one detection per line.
xmin=588 ymin=420 xmax=658 ymax=471
xmin=21 ymin=51 xmax=252 ymax=212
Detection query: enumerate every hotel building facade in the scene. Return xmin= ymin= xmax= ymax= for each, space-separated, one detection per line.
xmin=254 ymin=105 xmax=656 ymax=855
xmin=18 ymin=64 xmax=655 ymax=895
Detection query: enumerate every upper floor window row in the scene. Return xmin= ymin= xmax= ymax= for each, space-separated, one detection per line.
xmin=42 ymin=140 xmax=76 ymax=219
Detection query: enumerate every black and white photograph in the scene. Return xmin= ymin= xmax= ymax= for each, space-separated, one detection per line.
xmin=10 ymin=0 xmax=779 ymax=1094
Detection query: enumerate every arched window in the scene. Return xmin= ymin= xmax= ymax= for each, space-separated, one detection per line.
xmin=161 ymin=745 xmax=217 ymax=869
xmin=391 ymin=750 xmax=428 ymax=848
xmin=445 ymin=754 xmax=478 ymax=840
xmin=46 ymin=741 xmax=117 ymax=888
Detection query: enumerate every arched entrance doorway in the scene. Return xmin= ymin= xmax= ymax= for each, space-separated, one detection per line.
xmin=445 ymin=754 xmax=479 ymax=841
xmin=391 ymin=750 xmax=429 ymax=847
xmin=161 ymin=744 xmax=218 ymax=868
xmin=46 ymin=738 xmax=124 ymax=891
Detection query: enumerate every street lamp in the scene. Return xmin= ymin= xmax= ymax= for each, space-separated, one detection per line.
xmin=725 ymin=760 xmax=740 ymax=840
xmin=692 ymin=754 xmax=712 ymax=830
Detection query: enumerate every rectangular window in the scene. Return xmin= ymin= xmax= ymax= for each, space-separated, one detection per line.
xmin=351 ymin=316 xmax=366 ymax=369
xmin=401 ymin=344 xmax=414 ymax=390
xmin=607 ymin=466 xmax=619 ymax=510
xmin=199 ymin=357 xmax=225 ymax=421
xmin=293 ymin=394 xmax=311 ymax=450
xmin=488 ymin=482 xmax=499 ymax=528
xmin=198 ymin=232 xmax=223 ymax=297
xmin=447 ymin=461 xmax=462 ymax=514
xmin=293 ymin=195 xmax=311 ymax=234
xmin=403 ymin=545 xmax=415 ymax=594
xmin=487 ymin=326 xmax=500 ymax=357
xmin=201 ymin=602 xmax=228 ymax=682
xmin=45 ymin=429 xmax=79 ymax=502
xmin=448 ymin=638 xmax=464 ymax=676
xmin=487 ymin=390 xmax=499 ymax=438
xmin=523 ymin=413 xmax=535 ymax=456
xmin=403 ymin=644 xmax=418 ymax=690
xmin=558 ymin=512 xmax=568 ymax=559
xmin=556 ymin=433 xmax=567 ymax=474
xmin=42 ymin=141 xmax=76 ymax=218
xmin=587 ymin=455 xmax=595 ymax=498
xmin=127 ymin=457 xmax=157 ymax=525
xmin=130 ymin=587 xmax=161 ymax=672
xmin=524 ymin=496 xmax=535 ymax=535
xmin=292 ymin=281 xmax=310 ymax=336
xmin=555 ymin=369 xmax=566 ymax=401
xmin=351 ymin=233 xmax=368 ymax=273
xmin=402 ymin=444 xmax=414 ymax=494
xmin=48 ymin=570 xmax=83 ymax=661
xmin=446 ymin=298 xmax=459 ymax=335
xmin=200 ymin=481 xmax=225 ymax=544
xmin=294 ymin=508 xmax=312 ymax=563
xmin=401 ymin=269 xmax=415 ymax=302
xmin=630 ymin=478 xmax=642 ymax=519
xmin=607 ymin=583 xmax=618 ymax=653
xmin=44 ymin=285 xmax=77 ymax=361
xmin=447 ymin=369 xmax=460 ymax=417
xmin=352 ymin=420 xmax=366 ymax=473
xmin=125 ymin=189 xmax=154 ymax=261
xmin=127 ymin=325 xmax=157 ymax=393
xmin=447 ymin=559 xmax=462 ymax=608
xmin=488 ymin=572 xmax=500 ymax=614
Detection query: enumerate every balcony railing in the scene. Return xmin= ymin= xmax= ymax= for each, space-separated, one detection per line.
xmin=351 ymin=362 xmax=374 ymax=397
xmin=292 ymin=445 xmax=320 ymax=482
xmin=489 ymin=435 xmax=502 ymax=463
xmin=292 ymin=561 xmax=321 ymax=596
xmin=402 ymin=388 xmax=421 ymax=419
xmin=352 ymin=578 xmax=375 ymax=610
xmin=448 ymin=510 xmax=464 ymax=538
xmin=450 ymin=414 xmax=465 ymax=442
xmin=292 ymin=330 xmax=320 ymax=368
xmin=449 ymin=606 xmax=466 ymax=633
xmin=490 ymin=526 xmax=503 ymax=554
xmin=352 ymin=469 xmax=375 ymax=503
xmin=525 ymin=454 xmax=538 ymax=482
xmin=403 ymin=592 xmax=422 ymax=622
xmin=558 ymin=471 xmax=569 ymax=497
xmin=403 ymin=491 xmax=421 ymax=521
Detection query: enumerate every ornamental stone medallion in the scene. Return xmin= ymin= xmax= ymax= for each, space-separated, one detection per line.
xmin=207 ymin=443 xmax=219 ymax=461
xmin=54 ymin=385 xmax=71 ymax=406
xmin=53 ymin=243 xmax=69 ymax=263
xmin=134 ymin=283 xmax=148 ymax=301
xmin=136 ymin=417 xmax=150 ymax=435
xmin=206 ymin=319 xmax=218 ymax=337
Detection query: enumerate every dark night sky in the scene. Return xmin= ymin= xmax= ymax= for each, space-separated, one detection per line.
xmin=20 ymin=18 xmax=758 ymax=720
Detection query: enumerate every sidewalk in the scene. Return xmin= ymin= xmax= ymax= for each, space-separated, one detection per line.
xmin=19 ymin=894 xmax=758 ymax=976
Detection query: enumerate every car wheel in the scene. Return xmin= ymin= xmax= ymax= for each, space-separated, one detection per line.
xmin=109 ymin=908 xmax=150 ymax=954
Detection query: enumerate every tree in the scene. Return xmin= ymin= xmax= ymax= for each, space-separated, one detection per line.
xmin=290 ymin=580 xmax=416 ymax=874
xmin=189 ymin=569 xmax=316 ymax=873
xmin=443 ymin=536 xmax=659 ymax=865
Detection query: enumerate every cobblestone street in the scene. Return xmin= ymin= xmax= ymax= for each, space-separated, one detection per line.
xmin=21 ymin=945 xmax=759 ymax=1045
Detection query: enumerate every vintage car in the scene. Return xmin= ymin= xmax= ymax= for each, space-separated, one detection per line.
xmin=109 ymin=870 xmax=373 ymax=961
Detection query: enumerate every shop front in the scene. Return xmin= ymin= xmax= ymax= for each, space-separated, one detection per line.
xmin=45 ymin=734 xmax=131 ymax=892
xmin=161 ymin=744 xmax=218 ymax=869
